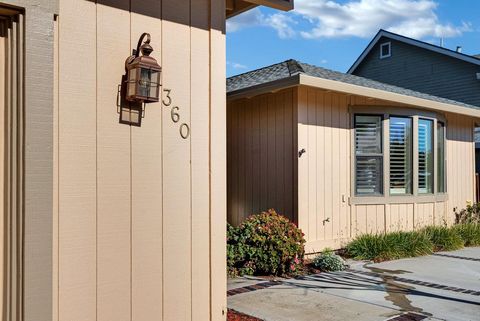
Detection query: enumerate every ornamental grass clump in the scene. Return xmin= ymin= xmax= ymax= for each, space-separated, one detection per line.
xmin=422 ymin=226 xmax=464 ymax=251
xmin=346 ymin=231 xmax=433 ymax=262
xmin=453 ymin=223 xmax=480 ymax=246
xmin=312 ymin=248 xmax=346 ymax=272
xmin=227 ymin=209 xmax=306 ymax=277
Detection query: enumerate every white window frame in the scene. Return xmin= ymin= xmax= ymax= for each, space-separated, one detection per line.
xmin=350 ymin=106 xmax=447 ymax=205
xmin=380 ymin=42 xmax=391 ymax=59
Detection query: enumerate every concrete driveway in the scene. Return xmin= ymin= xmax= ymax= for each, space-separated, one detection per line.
xmin=227 ymin=247 xmax=480 ymax=321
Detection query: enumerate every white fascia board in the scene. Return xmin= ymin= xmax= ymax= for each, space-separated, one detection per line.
xmin=299 ymin=74 xmax=480 ymax=118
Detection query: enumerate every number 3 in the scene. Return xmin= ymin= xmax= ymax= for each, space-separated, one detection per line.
xmin=162 ymin=89 xmax=172 ymax=106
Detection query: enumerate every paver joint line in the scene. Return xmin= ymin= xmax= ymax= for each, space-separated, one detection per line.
xmin=351 ymin=269 xmax=480 ymax=296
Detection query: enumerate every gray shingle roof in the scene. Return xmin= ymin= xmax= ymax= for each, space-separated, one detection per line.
xmin=227 ymin=59 xmax=480 ymax=110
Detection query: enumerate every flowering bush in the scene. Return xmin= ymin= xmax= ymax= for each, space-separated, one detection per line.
xmin=227 ymin=209 xmax=306 ymax=277
xmin=454 ymin=201 xmax=480 ymax=224
xmin=312 ymin=248 xmax=346 ymax=272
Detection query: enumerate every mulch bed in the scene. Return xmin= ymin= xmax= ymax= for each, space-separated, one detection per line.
xmin=227 ymin=309 xmax=263 ymax=321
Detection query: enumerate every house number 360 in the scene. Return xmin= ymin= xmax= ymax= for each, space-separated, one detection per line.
xmin=163 ymin=88 xmax=190 ymax=139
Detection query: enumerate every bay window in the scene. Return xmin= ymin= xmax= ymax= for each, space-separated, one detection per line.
xmin=353 ymin=111 xmax=446 ymax=200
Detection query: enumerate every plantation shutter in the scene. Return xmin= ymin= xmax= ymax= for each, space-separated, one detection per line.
xmin=355 ymin=115 xmax=383 ymax=195
xmin=389 ymin=117 xmax=412 ymax=195
xmin=418 ymin=119 xmax=434 ymax=193
xmin=437 ymin=121 xmax=446 ymax=193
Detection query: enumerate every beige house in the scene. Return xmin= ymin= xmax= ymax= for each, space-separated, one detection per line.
xmin=0 ymin=1 xmax=293 ymax=320
xmin=227 ymin=59 xmax=478 ymax=253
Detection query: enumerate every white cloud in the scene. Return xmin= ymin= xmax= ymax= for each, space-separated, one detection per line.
xmin=265 ymin=13 xmax=297 ymax=39
xmin=227 ymin=0 xmax=472 ymax=41
xmin=226 ymin=8 xmax=296 ymax=38
xmin=226 ymin=8 xmax=264 ymax=33
xmin=295 ymin=0 xmax=472 ymax=39
xmin=227 ymin=61 xmax=248 ymax=70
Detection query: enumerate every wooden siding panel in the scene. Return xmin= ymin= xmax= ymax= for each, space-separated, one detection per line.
xmin=284 ymin=90 xmax=294 ymax=219
xmin=57 ymin=0 xmax=225 ymax=319
xmin=190 ymin=1 xmax=211 ymax=318
xmin=297 ymin=87 xmax=309 ymax=239
xmin=130 ymin=3 xmax=163 ymax=320
xmin=96 ymin=4 xmax=131 ymax=320
xmin=227 ymin=90 xmax=296 ymax=224
xmin=162 ymin=0 xmax=192 ymax=319
xmin=323 ymin=93 xmax=333 ymax=241
xmin=209 ymin=0 xmax=227 ymax=317
xmin=315 ymin=91 xmax=325 ymax=241
xmin=58 ymin=1 xmax=97 ymax=320
xmin=307 ymin=89 xmax=317 ymax=240
xmin=276 ymin=92 xmax=286 ymax=214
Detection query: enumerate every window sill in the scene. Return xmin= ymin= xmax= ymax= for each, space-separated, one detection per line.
xmin=349 ymin=194 xmax=448 ymax=205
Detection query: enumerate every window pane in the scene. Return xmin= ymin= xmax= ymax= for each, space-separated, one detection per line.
xmin=356 ymin=156 xmax=383 ymax=195
xmin=355 ymin=115 xmax=383 ymax=196
xmin=437 ymin=122 xmax=445 ymax=193
xmin=390 ymin=117 xmax=413 ymax=195
xmin=355 ymin=115 xmax=382 ymax=155
xmin=418 ymin=119 xmax=434 ymax=194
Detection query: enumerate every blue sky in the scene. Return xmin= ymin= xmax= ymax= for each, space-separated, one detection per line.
xmin=226 ymin=0 xmax=480 ymax=77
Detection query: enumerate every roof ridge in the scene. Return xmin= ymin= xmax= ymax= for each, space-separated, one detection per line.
xmin=227 ymin=60 xmax=291 ymax=80
xmin=286 ymin=59 xmax=305 ymax=76
xmin=348 ymin=29 xmax=480 ymax=73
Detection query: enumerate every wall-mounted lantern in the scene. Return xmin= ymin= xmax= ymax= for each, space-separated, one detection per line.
xmin=125 ymin=32 xmax=161 ymax=103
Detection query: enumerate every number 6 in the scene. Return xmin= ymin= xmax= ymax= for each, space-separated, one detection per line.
xmin=171 ymin=106 xmax=180 ymax=123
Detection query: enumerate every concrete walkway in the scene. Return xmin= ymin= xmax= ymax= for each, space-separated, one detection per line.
xmin=227 ymin=247 xmax=480 ymax=321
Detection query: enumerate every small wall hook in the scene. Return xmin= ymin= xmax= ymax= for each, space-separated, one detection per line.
xmin=298 ymin=148 xmax=306 ymax=158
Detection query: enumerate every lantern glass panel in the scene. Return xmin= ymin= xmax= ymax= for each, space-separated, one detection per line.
xmin=150 ymin=70 xmax=160 ymax=99
xmin=138 ymin=67 xmax=151 ymax=98
xmin=127 ymin=68 xmax=137 ymax=97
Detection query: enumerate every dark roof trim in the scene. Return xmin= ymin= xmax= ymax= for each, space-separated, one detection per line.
xmin=227 ymin=74 xmax=300 ymax=100
xmin=348 ymin=29 xmax=480 ymax=74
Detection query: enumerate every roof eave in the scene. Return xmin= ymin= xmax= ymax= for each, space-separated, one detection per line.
xmin=299 ymin=74 xmax=480 ymax=118
xmin=347 ymin=30 xmax=480 ymax=74
xmin=227 ymin=74 xmax=300 ymax=100
xmin=228 ymin=73 xmax=480 ymax=118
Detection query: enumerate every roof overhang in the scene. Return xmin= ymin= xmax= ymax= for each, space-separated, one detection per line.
xmin=348 ymin=30 xmax=480 ymax=74
xmin=228 ymin=74 xmax=480 ymax=118
xmin=226 ymin=0 xmax=293 ymax=18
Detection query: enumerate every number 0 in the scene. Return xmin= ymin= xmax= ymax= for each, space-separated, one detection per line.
xmin=180 ymin=123 xmax=190 ymax=139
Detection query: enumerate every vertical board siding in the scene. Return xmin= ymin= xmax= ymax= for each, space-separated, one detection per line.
xmin=227 ymin=89 xmax=296 ymax=224
xmin=446 ymin=113 xmax=475 ymax=221
xmin=130 ymin=2 xmax=163 ymax=320
xmin=297 ymin=87 xmax=351 ymax=250
xmin=162 ymin=0 xmax=192 ymax=319
xmin=58 ymin=1 xmax=97 ymax=319
xmin=56 ymin=0 xmax=225 ymax=320
xmin=96 ymin=4 xmax=132 ymax=320
xmin=294 ymin=88 xmax=475 ymax=253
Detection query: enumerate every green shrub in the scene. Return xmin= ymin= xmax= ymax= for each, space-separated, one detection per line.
xmin=453 ymin=223 xmax=480 ymax=246
xmin=346 ymin=231 xmax=433 ymax=262
xmin=422 ymin=226 xmax=464 ymax=251
xmin=313 ymin=248 xmax=346 ymax=272
xmin=227 ymin=209 xmax=306 ymax=277
xmin=455 ymin=202 xmax=480 ymax=224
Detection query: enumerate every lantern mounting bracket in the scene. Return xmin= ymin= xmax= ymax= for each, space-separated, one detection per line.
xmin=132 ymin=32 xmax=151 ymax=58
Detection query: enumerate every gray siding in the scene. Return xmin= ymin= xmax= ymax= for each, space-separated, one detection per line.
xmin=353 ymin=37 xmax=480 ymax=107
